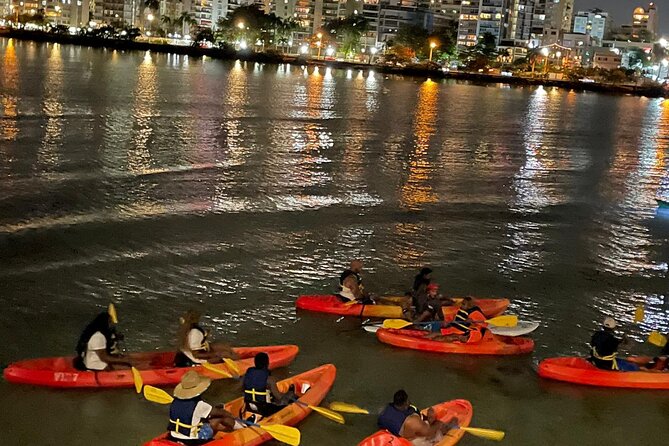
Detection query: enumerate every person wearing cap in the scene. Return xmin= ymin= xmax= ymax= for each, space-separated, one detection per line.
xmin=413 ymin=284 xmax=455 ymax=324
xmin=589 ymin=317 xmax=639 ymax=371
xmin=174 ymin=310 xmax=238 ymax=368
xmin=378 ymin=390 xmax=455 ymax=446
xmin=74 ymin=309 xmax=134 ymax=371
xmin=168 ymin=370 xmax=240 ymax=444
xmin=242 ymin=352 xmax=295 ymax=418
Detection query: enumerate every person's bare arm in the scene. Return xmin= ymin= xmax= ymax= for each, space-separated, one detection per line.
xmin=95 ymin=349 xmax=133 ymax=367
xmin=403 ymin=413 xmax=442 ymax=440
xmin=267 ymin=376 xmax=285 ymax=401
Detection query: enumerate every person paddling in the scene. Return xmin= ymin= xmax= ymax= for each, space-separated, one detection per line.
xmin=378 ymin=390 xmax=455 ymax=446
xmin=174 ymin=310 xmax=237 ymax=368
xmin=589 ymin=317 xmax=639 ymax=371
xmin=645 ymin=339 xmax=669 ymax=370
xmin=338 ymin=269 xmax=375 ymax=304
xmin=413 ymin=284 xmax=454 ymax=324
xmin=74 ymin=308 xmax=134 ymax=371
xmin=167 ymin=370 xmax=241 ymax=444
xmin=242 ymin=352 xmax=296 ymax=418
xmin=453 ymin=297 xmax=486 ymax=323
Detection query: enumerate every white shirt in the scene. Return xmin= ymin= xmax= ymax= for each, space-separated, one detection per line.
xmin=181 ymin=328 xmax=207 ymax=364
xmin=84 ymin=331 xmax=108 ymax=371
xmin=170 ymin=401 xmax=213 ymax=440
xmin=339 ymin=286 xmax=356 ymax=301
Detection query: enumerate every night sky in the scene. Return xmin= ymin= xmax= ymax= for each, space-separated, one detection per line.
xmin=575 ymin=0 xmax=667 ymax=34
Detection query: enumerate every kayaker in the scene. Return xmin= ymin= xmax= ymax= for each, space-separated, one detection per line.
xmin=412 ymin=267 xmax=432 ymax=293
xmin=589 ymin=317 xmax=639 ymax=371
xmin=338 ymin=270 xmax=375 ymax=304
xmin=413 ymin=284 xmax=454 ymax=324
xmin=339 ymin=259 xmax=365 ymax=291
xmin=168 ymin=370 xmax=242 ymax=444
xmin=643 ymin=337 xmax=669 ymax=370
xmin=74 ymin=310 xmax=134 ymax=371
xmin=174 ymin=310 xmax=238 ymax=368
xmin=243 ymin=352 xmax=296 ymax=418
xmin=453 ymin=297 xmax=486 ymax=323
xmin=378 ymin=390 xmax=454 ymax=446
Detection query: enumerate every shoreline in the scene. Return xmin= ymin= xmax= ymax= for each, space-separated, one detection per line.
xmin=2 ymin=29 xmax=666 ymax=98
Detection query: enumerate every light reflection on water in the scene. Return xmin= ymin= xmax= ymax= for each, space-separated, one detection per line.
xmin=1 ymin=39 xmax=669 ymax=446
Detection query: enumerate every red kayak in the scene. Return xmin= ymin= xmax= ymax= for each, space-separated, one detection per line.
xmin=441 ymin=299 xmax=510 ymax=321
xmin=296 ymin=295 xmax=404 ymax=318
xmin=3 ymin=344 xmax=299 ymax=388
xmin=358 ymin=399 xmax=473 ymax=446
xmin=377 ymin=329 xmax=534 ymax=355
xmin=144 ymin=363 xmax=336 ymax=446
xmin=538 ymin=356 xmax=669 ymax=389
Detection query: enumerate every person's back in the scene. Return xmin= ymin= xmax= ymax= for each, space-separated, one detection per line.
xmin=243 ymin=366 xmax=271 ymax=404
xmin=378 ymin=390 xmax=417 ymax=436
xmin=590 ymin=328 xmax=619 ymax=369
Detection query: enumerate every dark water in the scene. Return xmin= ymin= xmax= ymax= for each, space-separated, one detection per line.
xmin=1 ymin=38 xmax=669 ymax=445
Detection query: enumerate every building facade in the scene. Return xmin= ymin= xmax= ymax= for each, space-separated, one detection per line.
xmin=632 ymin=2 xmax=658 ymax=40
xmin=572 ymin=9 xmax=608 ymax=45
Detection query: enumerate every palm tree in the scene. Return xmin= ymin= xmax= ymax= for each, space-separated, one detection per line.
xmin=161 ymin=15 xmax=173 ymax=33
xmin=175 ymin=11 xmax=196 ymax=36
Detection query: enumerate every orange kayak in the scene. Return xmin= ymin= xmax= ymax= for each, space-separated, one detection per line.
xmin=143 ymin=363 xmax=337 ymax=446
xmin=538 ymin=356 xmax=669 ymax=389
xmin=296 ymin=294 xmax=404 ymax=318
xmin=441 ymin=299 xmax=510 ymax=321
xmin=358 ymin=399 xmax=473 ymax=446
xmin=377 ymin=329 xmax=534 ymax=355
xmin=3 ymin=344 xmax=299 ymax=388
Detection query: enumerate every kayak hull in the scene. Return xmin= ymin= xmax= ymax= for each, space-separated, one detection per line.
xmin=538 ymin=356 xmax=669 ymax=389
xmin=377 ymin=329 xmax=534 ymax=355
xmin=296 ymin=295 xmax=404 ymax=318
xmin=441 ymin=299 xmax=510 ymax=321
xmin=3 ymin=344 xmax=299 ymax=388
xmin=143 ymin=363 xmax=337 ymax=446
xmin=358 ymin=399 xmax=473 ymax=446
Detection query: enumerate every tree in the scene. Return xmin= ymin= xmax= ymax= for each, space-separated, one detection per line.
xmin=459 ymin=32 xmax=498 ymax=70
xmin=392 ymin=24 xmax=429 ymax=58
xmin=161 ymin=15 xmax=173 ymax=33
xmin=175 ymin=12 xmax=196 ymax=37
xmin=324 ymin=15 xmax=369 ymax=58
xmin=193 ymin=27 xmax=215 ymax=46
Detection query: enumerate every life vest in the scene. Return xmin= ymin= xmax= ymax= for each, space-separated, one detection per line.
xmin=168 ymin=397 xmax=204 ymax=438
xmin=243 ymin=367 xmax=271 ymax=403
xmin=378 ymin=404 xmax=418 ymax=436
xmin=590 ymin=347 xmax=619 ymax=370
xmin=455 ymin=306 xmax=486 ymax=323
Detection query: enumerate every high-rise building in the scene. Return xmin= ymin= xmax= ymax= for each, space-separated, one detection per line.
xmin=91 ymin=0 xmax=137 ymax=26
xmin=572 ymin=8 xmax=608 ymax=45
xmin=541 ymin=0 xmax=573 ymax=44
xmin=632 ymin=2 xmax=658 ymax=40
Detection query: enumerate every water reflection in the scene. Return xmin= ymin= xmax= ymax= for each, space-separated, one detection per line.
xmin=0 ymin=39 xmax=19 ymax=145
xmin=400 ymin=79 xmax=439 ymax=210
xmin=38 ymin=44 xmax=64 ymax=170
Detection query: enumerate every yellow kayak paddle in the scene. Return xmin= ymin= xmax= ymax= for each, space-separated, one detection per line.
xmin=293 ymin=400 xmax=345 ymax=424
xmin=328 ymin=401 xmax=369 ymax=414
xmin=131 ymin=367 xmax=143 ymax=394
xmin=383 ymin=315 xmax=518 ymax=330
xmin=648 ymin=331 xmax=668 ymax=348
xmin=459 ymin=426 xmax=506 ymax=441
xmin=108 ymin=303 xmax=118 ymax=324
xmin=201 ymin=361 xmax=233 ymax=378
xmin=140 ymin=383 xmax=302 ymax=445
xmin=634 ymin=304 xmax=645 ymax=324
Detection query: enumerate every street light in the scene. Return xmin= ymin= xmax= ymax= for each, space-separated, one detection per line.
xmin=659 ymin=37 xmax=668 ymax=48
xmin=237 ymin=21 xmax=245 ymax=29
xmin=300 ymin=44 xmax=308 ymax=54
xmin=540 ymin=47 xmax=549 ymax=56
xmin=428 ymin=41 xmax=437 ymax=62
xmin=316 ymin=32 xmax=323 ymax=59
xmin=369 ymin=46 xmax=377 ymax=64
xmin=147 ymin=13 xmax=154 ymax=22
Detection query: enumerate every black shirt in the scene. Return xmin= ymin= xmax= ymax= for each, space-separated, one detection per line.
xmin=590 ymin=329 xmax=621 ymax=369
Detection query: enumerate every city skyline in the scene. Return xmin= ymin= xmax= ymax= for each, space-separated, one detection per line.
xmin=576 ymin=0 xmax=667 ymax=34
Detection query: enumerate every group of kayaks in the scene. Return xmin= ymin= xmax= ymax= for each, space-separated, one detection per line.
xmin=4 ymin=292 xmax=669 ymax=446
xmin=297 ymin=294 xmax=669 ymax=390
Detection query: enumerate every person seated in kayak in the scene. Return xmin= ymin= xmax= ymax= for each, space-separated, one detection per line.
xmin=74 ymin=310 xmax=135 ymax=371
xmin=453 ymin=297 xmax=487 ymax=323
xmin=427 ymin=321 xmax=488 ymax=344
xmin=340 ymin=259 xmax=365 ymax=293
xmin=338 ymin=270 xmax=375 ymax=304
xmin=589 ymin=317 xmax=639 ymax=372
xmin=413 ymin=284 xmax=455 ymax=324
xmin=378 ymin=390 xmax=455 ymax=446
xmin=168 ymin=370 xmax=243 ymax=444
xmin=642 ymin=336 xmax=669 ymax=371
xmin=174 ymin=310 xmax=238 ymax=368
xmin=412 ymin=267 xmax=433 ymax=294
xmin=242 ymin=352 xmax=296 ymax=418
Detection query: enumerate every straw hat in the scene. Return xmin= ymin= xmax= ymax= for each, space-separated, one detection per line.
xmin=174 ymin=370 xmax=211 ymax=399
xmin=603 ymin=317 xmax=617 ymax=329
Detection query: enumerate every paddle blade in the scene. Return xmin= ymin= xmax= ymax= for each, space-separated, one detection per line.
xmin=634 ymin=305 xmax=645 ymax=324
xmin=258 ymin=424 xmax=301 ymax=446
xmin=131 ymin=367 xmax=143 ymax=394
xmin=648 ymin=331 xmax=668 ymax=348
xmin=223 ymin=357 xmax=241 ymax=377
xmin=383 ymin=319 xmax=413 ymax=329
xmin=143 ymin=385 xmax=173 ymax=405
xmin=328 ymin=401 xmax=369 ymax=414
xmin=201 ymin=361 xmax=233 ymax=378
xmin=108 ymin=303 xmax=118 ymax=324
xmin=343 ymin=299 xmax=358 ymax=307
xmin=309 ymin=405 xmax=345 ymax=424
xmin=486 ymin=315 xmax=518 ymax=328
xmin=461 ymin=426 xmax=506 ymax=441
